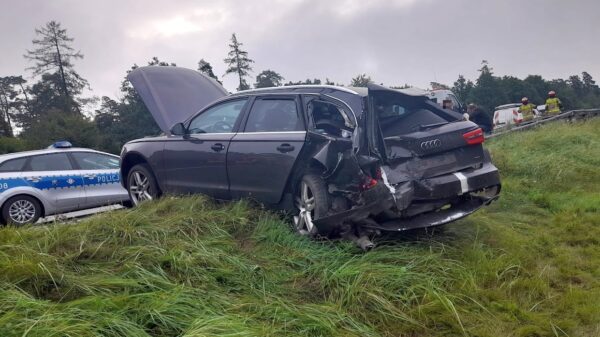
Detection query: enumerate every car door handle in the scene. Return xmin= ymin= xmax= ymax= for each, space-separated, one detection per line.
xmin=83 ymin=173 xmax=96 ymax=179
xmin=211 ymin=143 xmax=225 ymax=152
xmin=25 ymin=176 xmax=42 ymax=182
xmin=276 ymin=143 xmax=295 ymax=153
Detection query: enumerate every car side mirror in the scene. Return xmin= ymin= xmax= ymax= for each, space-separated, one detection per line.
xmin=170 ymin=122 xmax=186 ymax=136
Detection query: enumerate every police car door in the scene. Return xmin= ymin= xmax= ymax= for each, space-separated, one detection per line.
xmin=70 ymin=151 xmax=127 ymax=208
xmin=25 ymin=152 xmax=85 ymax=213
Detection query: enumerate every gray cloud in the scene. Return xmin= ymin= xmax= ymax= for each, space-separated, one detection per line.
xmin=1 ymin=0 xmax=599 ymax=101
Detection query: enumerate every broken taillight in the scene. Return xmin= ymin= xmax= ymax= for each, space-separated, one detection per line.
xmin=360 ymin=177 xmax=378 ymax=191
xmin=463 ymin=128 xmax=484 ymax=145
xmin=360 ymin=167 xmax=381 ymax=191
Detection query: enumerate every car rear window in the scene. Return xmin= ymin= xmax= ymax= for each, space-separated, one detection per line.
xmin=29 ymin=153 xmax=73 ymax=171
xmin=0 ymin=157 xmax=27 ymax=173
xmin=372 ymin=92 xmax=448 ymax=136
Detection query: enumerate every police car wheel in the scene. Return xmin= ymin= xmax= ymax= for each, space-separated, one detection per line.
xmin=127 ymin=164 xmax=159 ymax=206
xmin=2 ymin=195 xmax=42 ymax=226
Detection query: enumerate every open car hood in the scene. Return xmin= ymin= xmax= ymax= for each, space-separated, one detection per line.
xmin=127 ymin=66 xmax=228 ymax=134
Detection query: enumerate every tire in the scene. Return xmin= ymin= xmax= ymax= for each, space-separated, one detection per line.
xmin=127 ymin=164 xmax=160 ymax=206
xmin=2 ymin=195 xmax=42 ymax=226
xmin=294 ymin=173 xmax=330 ymax=236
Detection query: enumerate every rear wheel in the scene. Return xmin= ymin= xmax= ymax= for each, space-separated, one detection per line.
xmin=294 ymin=174 xmax=329 ymax=236
xmin=127 ymin=164 xmax=159 ymax=206
xmin=2 ymin=195 xmax=42 ymax=226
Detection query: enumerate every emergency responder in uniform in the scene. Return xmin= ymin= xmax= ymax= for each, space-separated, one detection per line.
xmin=545 ymin=91 xmax=562 ymax=116
xmin=518 ymin=97 xmax=536 ymax=122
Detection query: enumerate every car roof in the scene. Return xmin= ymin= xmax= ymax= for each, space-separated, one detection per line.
xmin=231 ymin=85 xmax=366 ymax=97
xmin=495 ymin=103 xmax=521 ymax=110
xmin=0 ymin=148 xmax=115 ymax=163
xmin=230 ymin=84 xmax=428 ymax=98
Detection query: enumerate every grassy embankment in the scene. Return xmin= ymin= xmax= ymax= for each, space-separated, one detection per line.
xmin=0 ymin=120 xmax=598 ymax=337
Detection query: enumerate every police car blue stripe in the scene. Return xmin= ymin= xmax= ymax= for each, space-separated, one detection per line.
xmin=0 ymin=172 xmax=121 ymax=192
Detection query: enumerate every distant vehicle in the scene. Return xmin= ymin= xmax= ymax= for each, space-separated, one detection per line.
xmin=537 ymin=105 xmax=546 ymax=115
xmin=493 ymin=103 xmax=543 ymax=129
xmin=0 ymin=142 xmax=129 ymax=225
xmin=120 ymin=66 xmax=500 ymax=241
xmin=428 ymin=89 xmax=465 ymax=113
xmin=493 ymin=103 xmax=522 ymax=129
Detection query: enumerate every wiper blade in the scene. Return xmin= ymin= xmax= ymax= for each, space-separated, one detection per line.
xmin=419 ymin=121 xmax=447 ymax=130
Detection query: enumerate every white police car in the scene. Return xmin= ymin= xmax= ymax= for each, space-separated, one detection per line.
xmin=0 ymin=141 xmax=129 ymax=225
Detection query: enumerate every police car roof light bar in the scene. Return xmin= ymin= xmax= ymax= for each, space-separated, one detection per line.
xmin=49 ymin=141 xmax=73 ymax=149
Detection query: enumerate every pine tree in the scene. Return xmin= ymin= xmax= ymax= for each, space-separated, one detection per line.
xmin=0 ymin=76 xmax=23 ymax=137
xmin=452 ymin=75 xmax=474 ymax=104
xmin=350 ymin=74 xmax=372 ymax=87
xmin=254 ymin=70 xmax=284 ymax=88
xmin=24 ymin=21 xmax=88 ymax=113
xmin=223 ymin=34 xmax=254 ymax=91
xmin=198 ymin=59 xmax=221 ymax=84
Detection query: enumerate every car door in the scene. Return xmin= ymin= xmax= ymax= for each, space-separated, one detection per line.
xmin=70 ymin=151 xmax=128 ymax=208
xmin=162 ymin=98 xmax=249 ymax=199
xmin=24 ymin=152 xmax=85 ymax=213
xmin=227 ymin=95 xmax=306 ymax=204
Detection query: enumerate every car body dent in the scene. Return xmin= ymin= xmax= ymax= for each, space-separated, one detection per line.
xmin=123 ymin=67 xmax=501 ymax=234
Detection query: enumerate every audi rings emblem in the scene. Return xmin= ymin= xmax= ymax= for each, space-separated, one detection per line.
xmin=420 ymin=139 xmax=442 ymax=150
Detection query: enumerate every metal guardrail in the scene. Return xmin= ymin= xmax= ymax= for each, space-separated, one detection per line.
xmin=487 ymin=109 xmax=600 ymax=139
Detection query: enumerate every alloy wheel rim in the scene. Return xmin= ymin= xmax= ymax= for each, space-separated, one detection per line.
xmin=8 ymin=200 xmax=36 ymax=224
xmin=294 ymin=181 xmax=316 ymax=235
xmin=129 ymin=171 xmax=153 ymax=205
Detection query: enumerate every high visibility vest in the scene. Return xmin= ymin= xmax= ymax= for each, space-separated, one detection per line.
xmin=518 ymin=103 xmax=535 ymax=121
xmin=545 ymin=97 xmax=561 ymax=115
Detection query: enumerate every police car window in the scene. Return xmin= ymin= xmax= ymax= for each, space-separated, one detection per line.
xmin=72 ymin=152 xmax=120 ymax=170
xmin=29 ymin=153 xmax=73 ymax=171
xmin=245 ymin=99 xmax=303 ymax=132
xmin=188 ymin=99 xmax=248 ymax=134
xmin=0 ymin=157 xmax=27 ymax=172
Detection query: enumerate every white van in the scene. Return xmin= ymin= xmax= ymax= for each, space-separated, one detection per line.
xmin=493 ymin=103 xmax=522 ymax=129
xmin=427 ymin=90 xmax=464 ymax=113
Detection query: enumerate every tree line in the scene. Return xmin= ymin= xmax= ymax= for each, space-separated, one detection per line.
xmin=1 ymin=21 xmax=599 ymax=154
xmin=451 ymin=60 xmax=600 ymax=114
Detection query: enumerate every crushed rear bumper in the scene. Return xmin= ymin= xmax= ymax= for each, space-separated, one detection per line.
xmin=314 ymin=161 xmax=501 ymax=232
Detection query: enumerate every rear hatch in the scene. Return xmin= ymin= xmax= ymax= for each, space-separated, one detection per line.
xmin=367 ymin=84 xmax=485 ymax=183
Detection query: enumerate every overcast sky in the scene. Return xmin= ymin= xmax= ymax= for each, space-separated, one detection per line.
xmin=1 ymin=0 xmax=599 ymax=101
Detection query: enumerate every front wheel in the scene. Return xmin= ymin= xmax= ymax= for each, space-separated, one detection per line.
xmin=2 ymin=195 xmax=42 ymax=226
xmin=127 ymin=164 xmax=159 ymax=206
xmin=294 ymin=174 xmax=330 ymax=236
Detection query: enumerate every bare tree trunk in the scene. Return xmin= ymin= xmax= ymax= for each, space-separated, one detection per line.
xmin=52 ymin=28 xmax=72 ymax=113
xmin=18 ymin=83 xmax=31 ymax=114
xmin=0 ymin=94 xmax=13 ymax=137
xmin=236 ymin=49 xmax=243 ymax=90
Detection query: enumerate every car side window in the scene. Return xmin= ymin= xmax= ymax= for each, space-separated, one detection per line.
xmin=305 ymin=98 xmax=354 ymax=137
xmin=72 ymin=152 xmax=120 ymax=170
xmin=244 ymin=99 xmax=304 ymax=132
xmin=29 ymin=153 xmax=73 ymax=171
xmin=0 ymin=157 xmax=27 ymax=172
xmin=188 ymin=99 xmax=248 ymax=134
xmin=449 ymin=95 xmax=461 ymax=112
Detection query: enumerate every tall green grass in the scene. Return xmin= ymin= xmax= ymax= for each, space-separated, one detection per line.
xmin=1 ymin=119 xmax=599 ymax=336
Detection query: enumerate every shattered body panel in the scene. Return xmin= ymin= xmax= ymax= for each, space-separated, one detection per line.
xmin=121 ymin=67 xmax=501 ymax=237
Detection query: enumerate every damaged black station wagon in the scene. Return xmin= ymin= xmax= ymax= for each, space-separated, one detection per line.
xmin=121 ymin=67 xmax=500 ymax=247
